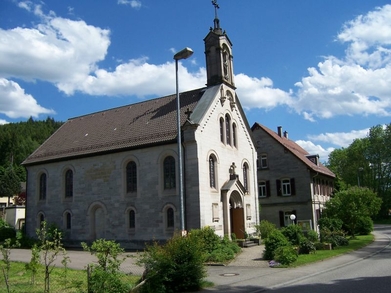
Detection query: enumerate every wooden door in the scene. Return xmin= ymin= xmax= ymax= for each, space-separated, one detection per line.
xmin=231 ymin=208 xmax=245 ymax=239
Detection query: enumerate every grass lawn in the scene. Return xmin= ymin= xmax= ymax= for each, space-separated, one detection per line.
xmin=291 ymin=234 xmax=374 ymax=267
xmin=0 ymin=261 xmax=140 ymax=293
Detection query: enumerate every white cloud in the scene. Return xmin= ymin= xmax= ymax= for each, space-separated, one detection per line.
xmin=235 ymin=74 xmax=293 ymax=110
xmin=0 ymin=119 xmax=9 ymax=125
xmin=0 ymin=78 xmax=55 ymax=119
xmin=75 ymin=58 xmax=205 ymax=97
xmin=307 ymin=128 xmax=370 ymax=148
xmin=295 ymin=140 xmax=334 ymax=163
xmin=292 ymin=4 xmax=391 ymax=121
xmin=0 ymin=11 xmax=111 ymax=92
xmin=117 ymin=0 xmax=142 ymax=9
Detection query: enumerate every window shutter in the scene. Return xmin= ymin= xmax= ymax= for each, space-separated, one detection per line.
xmin=291 ymin=178 xmax=296 ymax=195
xmin=279 ymin=211 xmax=284 ymax=227
xmin=276 ymin=180 xmax=282 ymax=196
xmin=266 ymin=180 xmax=271 ymax=197
xmin=292 ymin=210 xmax=297 ymax=224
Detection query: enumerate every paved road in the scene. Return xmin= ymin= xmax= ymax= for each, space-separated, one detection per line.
xmin=202 ymin=225 xmax=391 ymax=292
xmin=7 ymin=225 xmax=391 ymax=292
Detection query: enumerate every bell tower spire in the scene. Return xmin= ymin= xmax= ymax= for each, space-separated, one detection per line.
xmin=204 ymin=0 xmax=235 ymax=89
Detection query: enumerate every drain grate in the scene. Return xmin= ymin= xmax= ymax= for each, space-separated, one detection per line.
xmin=220 ymin=273 xmax=239 ymax=277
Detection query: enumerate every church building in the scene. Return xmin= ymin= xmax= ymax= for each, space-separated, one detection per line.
xmin=23 ymin=7 xmax=259 ymax=248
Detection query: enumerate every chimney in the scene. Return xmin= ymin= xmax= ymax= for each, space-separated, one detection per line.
xmin=277 ymin=126 xmax=282 ymax=137
xmin=284 ymin=131 xmax=288 ymax=139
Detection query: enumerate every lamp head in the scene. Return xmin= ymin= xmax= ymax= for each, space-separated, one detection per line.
xmin=174 ymin=47 xmax=194 ymax=60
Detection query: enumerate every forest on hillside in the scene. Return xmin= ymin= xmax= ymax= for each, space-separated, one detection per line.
xmin=0 ymin=117 xmax=63 ymax=182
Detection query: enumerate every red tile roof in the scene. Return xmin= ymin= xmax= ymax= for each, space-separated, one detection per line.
xmin=252 ymin=123 xmax=335 ymax=177
xmin=23 ymin=88 xmax=206 ymax=165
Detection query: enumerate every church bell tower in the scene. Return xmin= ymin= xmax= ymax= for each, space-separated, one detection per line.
xmin=204 ymin=1 xmax=235 ymax=89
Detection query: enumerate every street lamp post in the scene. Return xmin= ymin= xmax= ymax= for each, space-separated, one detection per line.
xmin=290 ymin=214 xmax=296 ymax=225
xmin=174 ymin=47 xmax=193 ymax=234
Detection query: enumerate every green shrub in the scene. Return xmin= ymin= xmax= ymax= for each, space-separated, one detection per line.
xmin=320 ymin=228 xmax=349 ymax=248
xmin=190 ymin=228 xmax=239 ymax=263
xmin=299 ymin=237 xmax=316 ymax=254
xmin=355 ymin=216 xmax=373 ymax=235
xmin=281 ymin=225 xmax=303 ymax=245
xmin=139 ymin=233 xmax=206 ymax=293
xmin=0 ymin=227 xmax=16 ymax=242
xmin=274 ymin=246 xmax=298 ymax=265
xmin=255 ymin=220 xmax=276 ymax=239
xmin=305 ymin=230 xmax=319 ymax=242
xmin=318 ymin=218 xmax=343 ymax=233
xmin=82 ymin=239 xmax=129 ymax=293
xmin=263 ymin=229 xmax=290 ymax=260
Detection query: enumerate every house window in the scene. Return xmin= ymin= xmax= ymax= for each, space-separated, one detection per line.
xmin=126 ymin=161 xmax=137 ymax=193
xmin=212 ymin=203 xmax=219 ymax=222
xmin=279 ymin=210 xmax=296 ymax=227
xmin=65 ymin=169 xmax=73 ymax=198
xmin=282 ymin=179 xmax=291 ymax=196
xmin=259 ymin=154 xmax=268 ymax=169
xmin=129 ymin=210 xmax=135 ymax=229
xmin=167 ymin=208 xmax=174 ymax=228
xmin=220 ymin=117 xmax=225 ymax=143
xmin=163 ymin=156 xmax=176 ymax=189
xmin=243 ymin=163 xmax=249 ymax=191
xmin=39 ymin=173 xmax=46 ymax=200
xmin=258 ymin=180 xmax=270 ymax=197
xmin=209 ymin=155 xmax=217 ymax=189
xmin=232 ymin=123 xmax=237 ymax=147
xmin=277 ymin=178 xmax=296 ymax=196
xmin=225 ymin=114 xmax=231 ymax=146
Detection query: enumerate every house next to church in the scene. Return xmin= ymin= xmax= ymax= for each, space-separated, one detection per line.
xmin=251 ymin=123 xmax=335 ymax=233
xmin=22 ymin=10 xmax=259 ymax=248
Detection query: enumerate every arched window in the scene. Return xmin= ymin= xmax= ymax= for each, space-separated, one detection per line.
xmin=65 ymin=212 xmax=71 ymax=229
xmin=209 ymin=155 xmax=217 ymax=189
xmin=38 ymin=213 xmax=45 ymax=228
xmin=167 ymin=208 xmax=174 ymax=228
xmin=232 ymin=123 xmax=237 ymax=147
xmin=243 ymin=163 xmax=249 ymax=191
xmin=163 ymin=156 xmax=176 ymax=189
xmin=129 ymin=210 xmax=135 ymax=229
xmin=39 ymin=173 xmax=46 ymax=200
xmin=65 ymin=169 xmax=73 ymax=198
xmin=225 ymin=114 xmax=231 ymax=146
xmin=220 ymin=117 xmax=225 ymax=143
xmin=126 ymin=161 xmax=137 ymax=193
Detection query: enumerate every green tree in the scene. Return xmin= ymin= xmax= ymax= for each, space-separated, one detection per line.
xmin=324 ymin=186 xmax=382 ymax=237
xmin=0 ymin=166 xmax=21 ymax=205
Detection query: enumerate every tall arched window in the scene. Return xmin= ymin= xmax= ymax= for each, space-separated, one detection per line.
xmin=65 ymin=212 xmax=71 ymax=229
xmin=126 ymin=161 xmax=137 ymax=193
xmin=129 ymin=210 xmax=135 ymax=229
xmin=243 ymin=163 xmax=249 ymax=191
xmin=209 ymin=155 xmax=217 ymax=189
xmin=167 ymin=207 xmax=174 ymax=228
xmin=232 ymin=123 xmax=237 ymax=147
xmin=163 ymin=156 xmax=176 ymax=189
xmin=225 ymin=114 xmax=231 ymax=146
xmin=220 ymin=117 xmax=225 ymax=143
xmin=65 ymin=169 xmax=73 ymax=198
xmin=39 ymin=173 xmax=47 ymax=200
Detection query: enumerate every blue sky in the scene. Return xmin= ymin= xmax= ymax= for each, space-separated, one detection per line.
xmin=1 ymin=0 xmax=390 ymax=162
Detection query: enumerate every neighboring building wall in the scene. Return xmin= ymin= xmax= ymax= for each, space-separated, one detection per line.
xmin=253 ymin=126 xmax=333 ymax=232
xmin=5 ymin=206 xmax=25 ymax=229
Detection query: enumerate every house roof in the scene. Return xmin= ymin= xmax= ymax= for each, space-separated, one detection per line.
xmin=23 ymin=87 xmax=213 ymax=166
xmin=251 ymin=123 xmax=335 ymax=178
